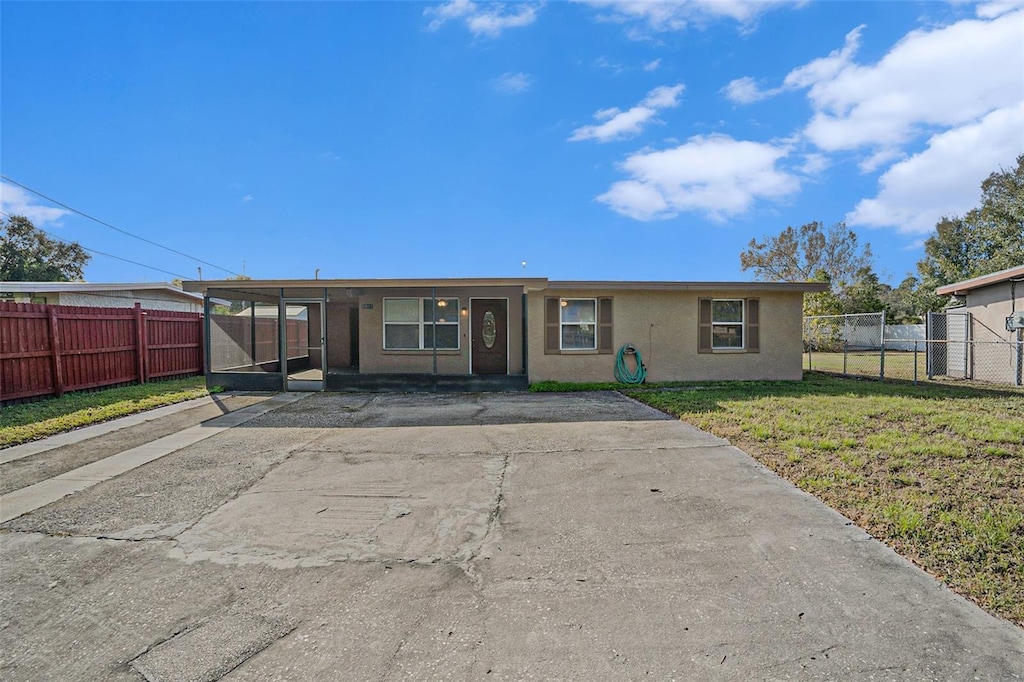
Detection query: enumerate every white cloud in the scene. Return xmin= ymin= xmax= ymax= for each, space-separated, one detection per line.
xmin=642 ymin=84 xmax=684 ymax=108
xmin=643 ymin=58 xmax=662 ymax=72
xmin=570 ymin=84 xmax=684 ymax=143
xmin=242 ymin=195 xmax=254 ymax=202
xmin=425 ymin=0 xmax=539 ymax=38
xmin=722 ymin=9 xmax=1023 ymax=229
xmin=797 ymin=153 xmax=830 ymax=176
xmin=721 ymin=24 xmax=864 ymax=104
xmin=0 ymin=182 xmax=71 ymax=226
xmin=581 ymin=0 xmax=790 ymax=36
xmin=782 ymin=24 xmax=864 ymax=90
xmin=596 ymin=134 xmax=799 ymax=221
xmin=594 ymin=56 xmax=625 ymax=73
xmin=492 ymin=72 xmax=533 ymax=94
xmin=846 ymin=103 xmax=1024 ymax=234
xmin=801 ymin=12 xmax=1023 ymax=151
xmin=721 ymin=75 xmax=777 ymax=104
xmin=857 ymin=148 xmax=903 ymax=174
xmin=977 ymin=0 xmax=1024 ymax=18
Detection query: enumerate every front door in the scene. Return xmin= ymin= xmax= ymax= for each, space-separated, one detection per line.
xmin=471 ymin=299 xmax=508 ymax=375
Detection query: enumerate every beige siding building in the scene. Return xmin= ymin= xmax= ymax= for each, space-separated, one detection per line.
xmin=183 ymin=277 xmax=826 ymax=392
xmin=936 ymin=265 xmax=1024 ymax=385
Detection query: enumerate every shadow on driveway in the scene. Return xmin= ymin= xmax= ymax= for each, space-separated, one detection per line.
xmin=237 ymin=391 xmax=674 ymax=429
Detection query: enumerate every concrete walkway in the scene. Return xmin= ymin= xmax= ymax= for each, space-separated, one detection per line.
xmin=1 ymin=392 xmax=1021 ymax=681
xmin=0 ymin=393 xmax=308 ymax=523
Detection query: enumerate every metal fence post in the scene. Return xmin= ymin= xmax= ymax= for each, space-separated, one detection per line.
xmin=843 ymin=341 xmax=848 ymax=376
xmin=879 ymin=310 xmax=886 ymax=381
xmin=913 ymin=340 xmax=918 ymax=385
xmin=1011 ymin=335 xmax=1019 ymax=385
xmin=879 ymin=340 xmax=885 ymax=381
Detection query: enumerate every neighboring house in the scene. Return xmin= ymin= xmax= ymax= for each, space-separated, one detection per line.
xmin=934 ymin=265 xmax=1024 ymax=385
xmin=0 ymin=282 xmax=204 ymax=313
xmin=183 ymin=277 xmax=827 ymax=392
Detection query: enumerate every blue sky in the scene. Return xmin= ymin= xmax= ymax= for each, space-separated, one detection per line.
xmin=2 ymin=1 xmax=1022 ymax=285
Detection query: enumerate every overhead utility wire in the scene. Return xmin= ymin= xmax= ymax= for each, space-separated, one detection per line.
xmin=0 ymin=209 xmax=188 ymax=279
xmin=0 ymin=175 xmax=242 ymax=277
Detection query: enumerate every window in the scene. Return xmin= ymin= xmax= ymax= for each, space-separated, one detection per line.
xmin=560 ymin=298 xmax=597 ymax=350
xmin=545 ymin=297 xmax=613 ymax=355
xmin=712 ymin=299 xmax=744 ymax=349
xmin=698 ymin=297 xmax=759 ymax=353
xmin=383 ymin=298 xmax=459 ymax=350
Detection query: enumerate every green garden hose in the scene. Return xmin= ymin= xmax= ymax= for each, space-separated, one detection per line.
xmin=614 ymin=343 xmax=647 ymax=384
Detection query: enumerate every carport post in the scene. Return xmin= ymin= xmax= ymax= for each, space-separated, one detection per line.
xmin=250 ymin=303 xmax=257 ymax=368
xmin=279 ymin=289 xmax=287 ymax=392
xmin=202 ymin=295 xmax=212 ymax=376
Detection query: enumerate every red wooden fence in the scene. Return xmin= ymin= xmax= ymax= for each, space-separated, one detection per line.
xmin=0 ymin=301 xmax=203 ymax=403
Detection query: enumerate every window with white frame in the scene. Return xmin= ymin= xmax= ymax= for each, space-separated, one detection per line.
xmin=560 ymin=298 xmax=597 ymax=350
xmin=712 ymin=299 xmax=744 ymax=349
xmin=383 ymin=298 xmax=459 ymax=350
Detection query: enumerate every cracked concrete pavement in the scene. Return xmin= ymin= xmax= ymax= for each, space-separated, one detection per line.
xmin=1 ymin=391 xmax=1022 ymax=680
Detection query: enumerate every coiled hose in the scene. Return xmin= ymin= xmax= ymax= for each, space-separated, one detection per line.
xmin=614 ymin=343 xmax=647 ymax=384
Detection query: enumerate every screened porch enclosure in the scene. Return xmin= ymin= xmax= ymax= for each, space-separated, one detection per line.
xmin=197 ymin=281 xmax=529 ymax=393
xmin=205 ymin=288 xmax=355 ymax=391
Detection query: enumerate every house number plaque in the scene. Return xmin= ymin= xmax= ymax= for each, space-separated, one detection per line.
xmin=482 ymin=311 xmax=497 ymax=348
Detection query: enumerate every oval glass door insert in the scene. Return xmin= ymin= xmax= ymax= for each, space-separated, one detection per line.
xmin=482 ymin=311 xmax=497 ymax=348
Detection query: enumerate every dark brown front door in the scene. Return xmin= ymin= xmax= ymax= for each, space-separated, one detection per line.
xmin=471 ymin=299 xmax=508 ymax=375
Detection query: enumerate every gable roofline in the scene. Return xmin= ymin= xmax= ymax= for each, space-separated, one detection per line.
xmin=935 ymin=265 xmax=1024 ymax=296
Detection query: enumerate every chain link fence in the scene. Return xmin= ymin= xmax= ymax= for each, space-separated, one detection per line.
xmin=804 ymin=311 xmax=1024 ymax=386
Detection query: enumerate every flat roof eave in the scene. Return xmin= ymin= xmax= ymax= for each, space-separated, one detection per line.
xmin=181 ymin=277 xmax=549 ymax=294
xmin=182 ymin=277 xmax=829 ymax=295
xmin=545 ymin=280 xmax=829 ymax=293
xmin=934 ymin=265 xmax=1024 ymax=296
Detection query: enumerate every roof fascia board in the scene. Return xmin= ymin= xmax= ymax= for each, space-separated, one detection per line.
xmin=935 ymin=266 xmax=1024 ymax=296
xmin=546 ymin=280 xmax=829 ymax=293
xmin=183 ymin=278 xmax=549 ymax=293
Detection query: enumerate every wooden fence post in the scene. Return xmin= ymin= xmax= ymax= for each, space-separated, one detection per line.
xmin=48 ymin=308 xmax=66 ymax=398
xmin=134 ymin=302 xmax=148 ymax=384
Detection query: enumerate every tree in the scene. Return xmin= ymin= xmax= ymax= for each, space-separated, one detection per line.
xmin=740 ymin=221 xmax=873 ymax=292
xmin=740 ymin=221 xmax=874 ymax=316
xmin=0 ymin=215 xmax=90 ymax=281
xmin=917 ymin=154 xmax=1024 ymax=298
xmin=881 ymin=275 xmax=926 ymax=324
xmin=842 ymin=267 xmax=887 ymax=316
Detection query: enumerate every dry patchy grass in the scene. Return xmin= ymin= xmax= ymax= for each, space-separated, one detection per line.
xmin=627 ymin=372 xmax=1024 ymax=626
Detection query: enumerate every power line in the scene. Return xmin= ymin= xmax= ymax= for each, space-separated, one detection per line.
xmin=0 ymin=210 xmax=188 ymax=279
xmin=0 ymin=175 xmax=241 ymax=276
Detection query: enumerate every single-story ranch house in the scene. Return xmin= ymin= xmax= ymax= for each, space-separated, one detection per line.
xmin=182 ymin=278 xmax=827 ymax=391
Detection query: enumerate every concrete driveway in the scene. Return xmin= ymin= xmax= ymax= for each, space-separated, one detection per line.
xmin=1 ymin=392 xmax=1021 ymax=680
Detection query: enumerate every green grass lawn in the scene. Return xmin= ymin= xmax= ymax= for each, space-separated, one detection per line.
xmin=803 ymin=350 xmax=929 ymax=381
xmin=538 ymin=373 xmax=1024 ymax=626
xmin=1 ymin=377 xmax=217 ymax=448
